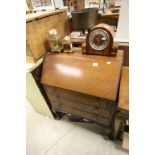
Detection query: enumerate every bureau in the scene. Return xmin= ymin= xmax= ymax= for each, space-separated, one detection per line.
xmin=41 ymin=50 xmax=123 ymax=134
xmin=43 ymin=85 xmax=115 ymax=126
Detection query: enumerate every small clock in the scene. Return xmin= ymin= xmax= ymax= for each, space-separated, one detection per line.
xmin=85 ymin=23 xmax=115 ymax=56
xmin=89 ymin=29 xmax=110 ymax=50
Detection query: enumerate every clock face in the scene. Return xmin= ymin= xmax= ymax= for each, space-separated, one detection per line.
xmin=89 ymin=29 xmax=110 ymax=50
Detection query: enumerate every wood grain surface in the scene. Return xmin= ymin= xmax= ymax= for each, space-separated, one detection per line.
xmin=100 ymin=13 xmax=119 ymax=17
xmin=43 ymin=84 xmax=115 ymax=126
xmin=98 ymin=13 xmax=119 ymax=27
xmin=26 ymin=11 xmax=68 ymax=62
xmin=118 ymin=66 xmax=129 ymax=111
xmin=43 ymin=86 xmax=112 ymax=118
xmin=52 ymin=105 xmax=109 ymax=126
xmin=26 ymin=9 xmax=67 ymax=22
xmin=41 ymin=50 xmax=123 ymax=102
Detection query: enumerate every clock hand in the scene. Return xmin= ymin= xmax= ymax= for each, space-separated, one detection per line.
xmin=101 ymin=37 xmax=107 ymax=41
xmin=94 ymin=37 xmax=100 ymax=43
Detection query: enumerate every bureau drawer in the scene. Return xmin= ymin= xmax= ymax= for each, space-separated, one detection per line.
xmin=58 ymin=88 xmax=115 ymax=111
xmin=43 ymin=86 xmax=98 ymax=106
xmin=44 ymin=87 xmax=113 ymax=118
xmin=44 ymin=86 xmax=115 ymax=109
xmin=57 ymin=88 xmax=98 ymax=106
xmin=43 ymin=85 xmax=115 ymax=122
xmin=43 ymin=85 xmax=57 ymax=94
xmin=97 ymin=99 xmax=115 ymax=111
xmin=52 ymin=103 xmax=110 ymax=126
xmin=56 ymin=97 xmax=111 ymax=119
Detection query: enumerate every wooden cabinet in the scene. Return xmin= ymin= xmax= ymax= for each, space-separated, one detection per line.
xmin=26 ymin=9 xmax=68 ymax=62
xmin=41 ymin=50 xmax=124 ymax=128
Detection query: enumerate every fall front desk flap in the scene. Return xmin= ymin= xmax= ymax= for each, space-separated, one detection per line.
xmin=41 ymin=51 xmax=123 ymax=102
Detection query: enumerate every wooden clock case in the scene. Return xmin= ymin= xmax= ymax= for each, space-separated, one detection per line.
xmin=84 ymin=23 xmax=118 ymax=56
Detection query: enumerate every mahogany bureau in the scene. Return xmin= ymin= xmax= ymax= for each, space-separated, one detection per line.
xmin=41 ymin=50 xmax=123 ymax=135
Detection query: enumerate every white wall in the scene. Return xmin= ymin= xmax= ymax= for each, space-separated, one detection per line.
xmin=115 ymin=0 xmax=129 ymax=42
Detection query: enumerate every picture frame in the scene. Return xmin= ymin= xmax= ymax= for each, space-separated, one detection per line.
xmin=53 ymin=0 xmax=64 ymax=9
xmin=31 ymin=0 xmax=55 ymax=11
xmin=85 ymin=0 xmax=100 ymax=8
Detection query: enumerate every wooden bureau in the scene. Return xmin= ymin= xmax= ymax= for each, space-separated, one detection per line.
xmin=42 ymin=85 xmax=115 ymax=126
xmin=41 ymin=50 xmax=123 ymax=130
